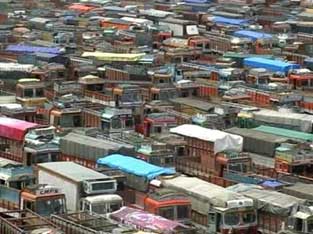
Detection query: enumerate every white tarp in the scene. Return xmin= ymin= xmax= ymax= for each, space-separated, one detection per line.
xmin=0 ymin=63 xmax=35 ymax=72
xmin=253 ymin=109 xmax=313 ymax=133
xmin=170 ymin=124 xmax=243 ymax=154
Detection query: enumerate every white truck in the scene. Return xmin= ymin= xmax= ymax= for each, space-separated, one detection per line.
xmin=37 ymin=162 xmax=117 ymax=212
xmin=159 ymin=18 xmax=199 ymax=38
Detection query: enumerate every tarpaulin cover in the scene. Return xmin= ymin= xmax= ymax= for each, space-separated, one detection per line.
xmin=6 ymin=45 xmax=62 ymax=54
xmin=225 ymin=127 xmax=287 ymax=157
xmin=60 ymin=133 xmax=134 ymax=161
xmin=213 ymin=16 xmax=249 ymax=26
xmin=0 ymin=117 xmax=38 ymax=141
xmin=252 ymin=109 xmax=313 ymax=134
xmin=261 ymin=180 xmax=284 ymax=188
xmin=82 ymin=52 xmax=145 ymax=62
xmin=228 ymin=184 xmax=304 ymax=216
xmin=97 ymin=154 xmax=175 ymax=180
xmin=110 ymin=207 xmax=189 ymax=234
xmin=184 ymin=0 xmax=212 ymax=3
xmin=162 ymin=175 xmax=251 ymax=215
xmin=254 ymin=125 xmax=313 ymax=141
xmin=282 ymin=183 xmax=313 ymax=201
xmin=170 ymin=124 xmax=243 ymax=154
xmin=0 ymin=63 xmax=35 ymax=72
xmin=244 ymin=57 xmax=300 ymax=73
xmin=233 ymin=30 xmax=272 ymax=41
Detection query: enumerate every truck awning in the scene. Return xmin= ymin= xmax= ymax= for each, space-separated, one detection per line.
xmin=0 ymin=117 xmax=38 ymax=141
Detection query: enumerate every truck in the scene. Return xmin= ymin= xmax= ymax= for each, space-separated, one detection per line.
xmin=37 ymin=162 xmax=117 ymax=212
xmin=159 ymin=18 xmax=199 ymax=38
xmin=170 ymin=124 xmax=247 ymax=186
xmin=228 ymin=184 xmax=306 ymax=234
xmin=97 ymin=154 xmax=192 ymax=223
xmin=161 ymin=175 xmax=258 ymax=234
xmin=0 ymin=184 xmax=66 ymax=217
xmin=278 ymin=205 xmax=313 ymax=234
xmin=0 ymin=158 xmax=35 ymax=189
xmin=0 ymin=209 xmax=64 ymax=234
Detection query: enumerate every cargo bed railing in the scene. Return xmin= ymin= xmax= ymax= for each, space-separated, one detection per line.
xmin=175 ymin=157 xmax=236 ymax=187
xmin=50 ymin=214 xmax=100 ymax=234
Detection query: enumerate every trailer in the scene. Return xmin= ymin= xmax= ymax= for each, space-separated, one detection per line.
xmin=0 ymin=209 xmax=63 ymax=234
xmin=161 ymin=175 xmax=258 ymax=234
xmin=37 ymin=162 xmax=117 ymax=212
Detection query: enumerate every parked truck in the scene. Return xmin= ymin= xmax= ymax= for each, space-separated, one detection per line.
xmin=37 ymin=162 xmax=117 ymax=212
xmin=228 ymin=184 xmax=306 ymax=234
xmin=161 ymin=175 xmax=258 ymax=234
xmin=0 ymin=184 xmax=66 ymax=217
xmin=97 ymin=154 xmax=192 ymax=223
xmin=278 ymin=205 xmax=313 ymax=234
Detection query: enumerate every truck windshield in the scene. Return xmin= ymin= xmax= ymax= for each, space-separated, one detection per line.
xmin=92 ymin=202 xmax=121 ymax=214
xmin=36 ymin=197 xmax=66 ymax=216
xmin=224 ymin=212 xmax=240 ymax=226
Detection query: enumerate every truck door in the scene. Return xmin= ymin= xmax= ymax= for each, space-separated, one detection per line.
xmin=80 ymin=200 xmax=91 ymax=213
xmin=208 ymin=212 xmax=218 ymax=233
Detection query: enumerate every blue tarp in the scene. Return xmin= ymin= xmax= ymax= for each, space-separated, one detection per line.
xmin=183 ymin=0 xmax=211 ymax=3
xmin=244 ymin=57 xmax=300 ymax=73
xmin=261 ymin=180 xmax=284 ymax=188
xmin=213 ymin=16 xmax=249 ymax=26
xmin=97 ymin=154 xmax=176 ymax=180
xmin=6 ymin=45 xmax=62 ymax=54
xmin=233 ymin=30 xmax=272 ymax=41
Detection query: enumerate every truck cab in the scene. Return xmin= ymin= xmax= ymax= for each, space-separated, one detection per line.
xmin=16 ymin=79 xmax=47 ymax=107
xmin=20 ymin=184 xmax=66 ymax=217
xmin=280 ymin=206 xmax=313 ymax=234
xmin=207 ymin=199 xmax=257 ymax=234
xmin=80 ymin=194 xmax=123 ymax=217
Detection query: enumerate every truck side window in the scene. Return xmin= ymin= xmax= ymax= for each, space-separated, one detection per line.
xmin=216 ymin=213 xmax=221 ymax=232
xmin=24 ymin=200 xmax=34 ymax=211
xmin=294 ymin=218 xmax=303 ymax=232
